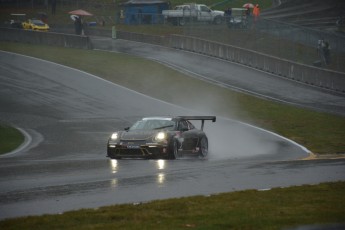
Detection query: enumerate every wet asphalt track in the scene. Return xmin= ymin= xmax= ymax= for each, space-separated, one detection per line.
xmin=0 ymin=43 xmax=344 ymax=220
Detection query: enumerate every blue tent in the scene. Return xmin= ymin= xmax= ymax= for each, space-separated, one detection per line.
xmin=121 ymin=0 xmax=169 ymax=25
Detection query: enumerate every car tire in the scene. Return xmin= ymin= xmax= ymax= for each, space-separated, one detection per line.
xmin=213 ymin=16 xmax=222 ymax=25
xmin=168 ymin=139 xmax=179 ymax=159
xmin=171 ymin=18 xmax=178 ymax=26
xmin=107 ymin=155 xmax=121 ymax=160
xmin=198 ymin=137 xmax=208 ymax=158
xmin=107 ymin=148 xmax=121 ymax=159
xmin=178 ymin=18 xmax=186 ymax=26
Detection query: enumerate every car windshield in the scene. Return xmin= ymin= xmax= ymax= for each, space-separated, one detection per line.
xmin=232 ymin=9 xmax=246 ymax=16
xmin=31 ymin=19 xmax=45 ymax=25
xmin=175 ymin=6 xmax=189 ymax=10
xmin=129 ymin=119 xmax=175 ymax=131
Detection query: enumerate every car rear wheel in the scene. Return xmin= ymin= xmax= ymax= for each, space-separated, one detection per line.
xmin=213 ymin=16 xmax=222 ymax=25
xmin=198 ymin=137 xmax=208 ymax=158
xmin=178 ymin=17 xmax=186 ymax=26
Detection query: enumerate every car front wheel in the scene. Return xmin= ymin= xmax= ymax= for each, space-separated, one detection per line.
xmin=168 ymin=139 xmax=179 ymax=159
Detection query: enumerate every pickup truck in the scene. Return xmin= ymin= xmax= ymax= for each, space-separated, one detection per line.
xmin=162 ymin=3 xmax=224 ymax=26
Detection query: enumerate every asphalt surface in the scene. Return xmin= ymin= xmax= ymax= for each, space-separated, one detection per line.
xmin=0 ymin=40 xmax=344 ymax=220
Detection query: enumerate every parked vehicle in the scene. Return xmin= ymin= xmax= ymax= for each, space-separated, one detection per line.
xmin=22 ymin=19 xmax=49 ymax=31
xmin=162 ymin=3 xmax=224 ymax=26
xmin=227 ymin=8 xmax=248 ymax=29
xmin=8 ymin=14 xmax=49 ymax=31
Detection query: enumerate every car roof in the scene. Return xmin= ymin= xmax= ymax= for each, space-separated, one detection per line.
xmin=142 ymin=117 xmax=174 ymax=121
xmin=231 ymin=8 xmax=247 ymax=11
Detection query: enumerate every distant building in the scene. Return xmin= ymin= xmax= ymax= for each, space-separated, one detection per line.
xmin=120 ymin=0 xmax=169 ymax=25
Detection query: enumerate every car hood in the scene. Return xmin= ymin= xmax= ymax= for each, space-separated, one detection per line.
xmin=214 ymin=10 xmax=224 ymax=15
xmin=33 ymin=22 xmax=45 ymax=26
xmin=120 ymin=130 xmax=157 ymax=141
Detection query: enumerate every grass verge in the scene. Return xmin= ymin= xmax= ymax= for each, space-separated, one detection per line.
xmin=1 ymin=41 xmax=344 ymax=155
xmin=0 ymin=182 xmax=344 ymax=229
xmin=0 ymin=123 xmax=24 ymax=155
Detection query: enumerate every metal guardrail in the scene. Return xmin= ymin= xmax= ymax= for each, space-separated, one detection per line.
xmin=167 ymin=35 xmax=345 ymax=93
xmin=1 ymin=27 xmax=344 ymax=92
xmin=115 ymin=31 xmax=345 ymax=93
xmin=0 ymin=27 xmax=93 ymax=49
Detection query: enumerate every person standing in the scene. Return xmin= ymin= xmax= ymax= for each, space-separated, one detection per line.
xmin=245 ymin=6 xmax=251 ymax=27
xmin=317 ymin=39 xmax=331 ymax=66
xmin=253 ymin=4 xmax=260 ymax=25
xmin=245 ymin=6 xmax=250 ymax=17
xmin=74 ymin=16 xmax=82 ymax=35
xmin=224 ymin=7 xmax=232 ymax=23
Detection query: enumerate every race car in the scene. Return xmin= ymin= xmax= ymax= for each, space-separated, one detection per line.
xmin=107 ymin=116 xmax=216 ymax=159
xmin=22 ymin=19 xmax=49 ymax=31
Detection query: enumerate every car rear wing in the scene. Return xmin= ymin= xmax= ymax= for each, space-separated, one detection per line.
xmin=179 ymin=116 xmax=216 ymax=131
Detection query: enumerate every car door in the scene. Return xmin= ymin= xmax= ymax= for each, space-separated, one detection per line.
xmin=198 ymin=5 xmax=212 ymax=22
xmin=178 ymin=120 xmax=198 ymax=151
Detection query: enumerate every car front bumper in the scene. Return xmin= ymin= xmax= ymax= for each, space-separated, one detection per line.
xmin=107 ymin=143 xmax=169 ymax=159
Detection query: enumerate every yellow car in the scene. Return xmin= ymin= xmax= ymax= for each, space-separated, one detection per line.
xmin=22 ymin=19 xmax=49 ymax=31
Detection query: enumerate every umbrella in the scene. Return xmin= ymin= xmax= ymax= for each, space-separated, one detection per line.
xmin=242 ymin=3 xmax=254 ymax=8
xmin=68 ymin=9 xmax=93 ymax=16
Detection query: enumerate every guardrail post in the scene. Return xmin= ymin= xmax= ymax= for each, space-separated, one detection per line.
xmin=112 ymin=26 xmax=117 ymax=39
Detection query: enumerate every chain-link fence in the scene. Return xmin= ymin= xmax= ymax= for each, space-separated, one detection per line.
xmin=3 ymin=0 xmax=344 ymax=72
xmin=177 ymin=17 xmax=345 ymax=72
xmin=84 ymin=13 xmax=345 ymax=72
xmin=76 ymin=9 xmax=345 ymax=72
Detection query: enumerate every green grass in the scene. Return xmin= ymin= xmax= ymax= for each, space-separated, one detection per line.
xmin=0 ymin=182 xmax=344 ymax=229
xmin=1 ymin=41 xmax=344 ymax=155
xmin=0 ymin=123 xmax=24 ymax=154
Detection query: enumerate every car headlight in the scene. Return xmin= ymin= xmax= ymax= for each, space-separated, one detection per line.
xmin=155 ymin=132 xmax=166 ymax=141
xmin=110 ymin=132 xmax=118 ymax=140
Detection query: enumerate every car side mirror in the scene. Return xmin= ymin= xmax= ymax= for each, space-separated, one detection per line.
xmin=124 ymin=127 xmax=130 ymax=131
